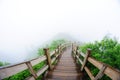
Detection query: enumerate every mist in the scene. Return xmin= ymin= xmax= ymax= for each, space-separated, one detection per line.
xmin=0 ymin=0 xmax=120 ymax=64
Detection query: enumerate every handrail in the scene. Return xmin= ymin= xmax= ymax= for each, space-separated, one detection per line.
xmin=0 ymin=43 xmax=69 ymax=80
xmin=72 ymin=43 xmax=120 ymax=80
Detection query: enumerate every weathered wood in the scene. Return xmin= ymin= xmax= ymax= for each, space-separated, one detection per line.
xmin=37 ymin=65 xmax=48 ymax=76
xmin=74 ymin=49 xmax=77 ymax=62
xmin=50 ymin=51 xmax=55 ymax=57
xmin=76 ymin=55 xmax=83 ymax=65
xmin=79 ymin=52 xmax=85 ymax=58
xmin=31 ymin=55 xmax=46 ymax=66
xmin=44 ymin=48 xmax=52 ymax=70
xmin=84 ymin=66 xmax=95 ymax=80
xmin=45 ymin=47 xmax=83 ymax=80
xmin=58 ymin=45 xmax=60 ymax=54
xmin=0 ymin=63 xmax=28 ymax=79
xmin=94 ymin=64 xmax=107 ymax=80
xmin=51 ymin=57 xmax=56 ymax=64
xmin=54 ymin=49 xmax=57 ymax=57
xmin=26 ymin=76 xmax=35 ymax=80
xmin=0 ymin=55 xmax=47 ymax=79
xmin=26 ymin=62 xmax=37 ymax=79
xmin=56 ymin=49 xmax=58 ymax=53
xmin=81 ymin=49 xmax=91 ymax=71
xmin=75 ymin=46 xmax=79 ymax=63
xmin=51 ymin=53 xmax=60 ymax=64
xmin=0 ymin=43 xmax=69 ymax=80
xmin=88 ymin=57 xmax=120 ymax=80
xmin=72 ymin=43 xmax=74 ymax=52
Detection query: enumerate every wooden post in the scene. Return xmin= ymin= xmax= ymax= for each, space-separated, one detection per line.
xmin=74 ymin=46 xmax=77 ymax=62
xmin=94 ymin=64 xmax=107 ymax=80
xmin=81 ymin=49 xmax=91 ymax=71
xmin=57 ymin=45 xmax=61 ymax=60
xmin=44 ymin=48 xmax=52 ymax=70
xmin=26 ymin=62 xmax=37 ymax=79
xmin=72 ymin=43 xmax=75 ymax=58
xmin=57 ymin=45 xmax=60 ymax=54
xmin=59 ymin=44 xmax=62 ymax=54
xmin=55 ymin=49 xmax=57 ymax=57
xmin=72 ymin=43 xmax=74 ymax=53
xmin=76 ymin=46 xmax=79 ymax=55
xmin=76 ymin=46 xmax=79 ymax=63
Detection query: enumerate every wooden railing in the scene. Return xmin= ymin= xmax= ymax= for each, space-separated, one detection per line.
xmin=0 ymin=43 xmax=70 ymax=80
xmin=72 ymin=43 xmax=120 ymax=80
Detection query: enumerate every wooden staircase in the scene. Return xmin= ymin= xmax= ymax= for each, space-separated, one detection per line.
xmin=45 ymin=47 xmax=83 ymax=80
xmin=0 ymin=43 xmax=120 ymax=80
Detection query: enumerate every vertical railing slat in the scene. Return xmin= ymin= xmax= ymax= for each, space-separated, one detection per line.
xmin=81 ymin=49 xmax=91 ymax=71
xmin=26 ymin=62 xmax=37 ymax=80
xmin=44 ymin=48 xmax=52 ymax=70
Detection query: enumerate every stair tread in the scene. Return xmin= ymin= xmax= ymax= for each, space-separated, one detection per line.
xmin=45 ymin=47 xmax=83 ymax=80
xmin=53 ymin=69 xmax=79 ymax=73
xmin=46 ymin=76 xmax=83 ymax=80
xmin=47 ymin=71 xmax=83 ymax=77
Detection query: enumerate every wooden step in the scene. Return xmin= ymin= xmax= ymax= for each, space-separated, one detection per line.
xmin=53 ymin=69 xmax=78 ymax=73
xmin=45 ymin=47 xmax=83 ymax=80
xmin=54 ymin=66 xmax=80 ymax=71
xmin=46 ymin=76 xmax=83 ymax=80
xmin=56 ymin=64 xmax=77 ymax=67
xmin=58 ymin=60 xmax=75 ymax=63
xmin=58 ymin=62 xmax=75 ymax=64
xmin=46 ymin=71 xmax=83 ymax=77
xmin=59 ymin=59 xmax=74 ymax=61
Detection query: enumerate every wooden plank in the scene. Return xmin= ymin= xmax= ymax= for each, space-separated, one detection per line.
xmin=51 ymin=57 xmax=56 ymax=64
xmin=81 ymin=49 xmax=91 ymax=71
xmin=37 ymin=65 xmax=48 ymax=76
xmin=80 ymin=52 xmax=85 ymax=58
xmin=94 ymin=64 xmax=107 ymax=80
xmin=55 ymin=53 xmax=60 ymax=58
xmin=88 ymin=57 xmax=120 ymax=80
xmin=84 ymin=66 xmax=95 ymax=80
xmin=25 ymin=76 xmax=35 ymax=80
xmin=31 ymin=56 xmax=46 ymax=66
xmin=76 ymin=55 xmax=83 ymax=65
xmin=51 ymin=53 xmax=60 ymax=64
xmin=88 ymin=57 xmax=103 ymax=69
xmin=47 ymin=71 xmax=82 ymax=77
xmin=26 ymin=62 xmax=37 ymax=79
xmin=50 ymin=51 xmax=55 ymax=57
xmin=55 ymin=49 xmax=58 ymax=53
xmin=0 ymin=63 xmax=28 ymax=79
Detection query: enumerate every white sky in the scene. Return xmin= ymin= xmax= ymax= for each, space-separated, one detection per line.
xmin=0 ymin=0 xmax=120 ymax=63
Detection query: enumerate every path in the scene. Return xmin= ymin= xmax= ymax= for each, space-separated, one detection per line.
xmin=45 ymin=46 xmax=83 ymax=80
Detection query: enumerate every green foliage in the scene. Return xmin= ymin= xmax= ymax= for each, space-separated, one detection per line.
xmin=0 ymin=61 xmax=10 ymax=66
xmin=3 ymin=69 xmax=31 ymax=80
xmin=33 ymin=61 xmax=46 ymax=71
xmin=38 ymin=48 xmax=44 ymax=56
xmin=3 ymin=61 xmax=45 ymax=80
xmin=49 ymin=39 xmax=66 ymax=51
xmin=38 ymin=39 xmax=66 ymax=55
xmin=0 ymin=61 xmax=4 ymax=66
xmin=80 ymin=37 xmax=120 ymax=80
xmin=3 ymin=39 xmax=66 ymax=80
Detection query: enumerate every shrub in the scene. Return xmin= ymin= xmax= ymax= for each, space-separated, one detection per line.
xmin=80 ymin=36 xmax=120 ymax=80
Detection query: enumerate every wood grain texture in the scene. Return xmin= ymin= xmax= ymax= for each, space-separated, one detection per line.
xmin=45 ymin=47 xmax=83 ymax=80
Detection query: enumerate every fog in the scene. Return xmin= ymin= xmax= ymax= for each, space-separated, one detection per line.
xmin=0 ymin=0 xmax=120 ymax=64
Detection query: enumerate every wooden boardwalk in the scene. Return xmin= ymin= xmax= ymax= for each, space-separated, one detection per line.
xmin=45 ymin=47 xmax=83 ymax=80
xmin=0 ymin=43 xmax=119 ymax=80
